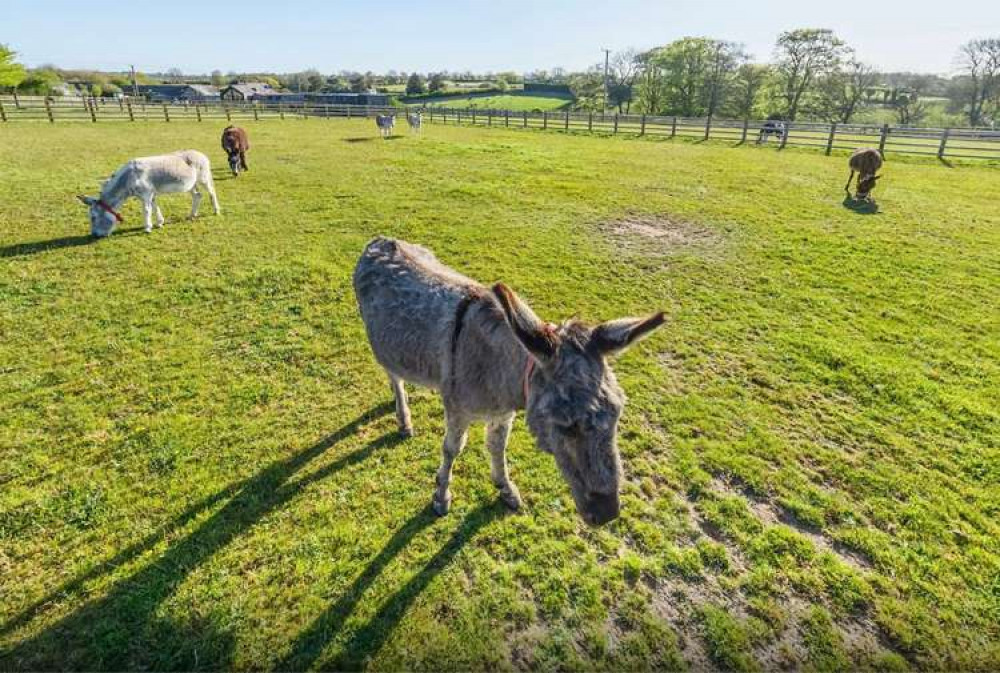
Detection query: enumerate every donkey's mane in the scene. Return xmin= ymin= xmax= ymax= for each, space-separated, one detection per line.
xmin=100 ymin=162 xmax=133 ymax=200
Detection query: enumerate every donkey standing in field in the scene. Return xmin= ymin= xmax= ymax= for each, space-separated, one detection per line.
xmin=375 ymin=114 xmax=395 ymax=138
xmin=845 ymin=147 xmax=884 ymax=201
xmin=354 ymin=237 xmax=665 ymax=526
xmin=77 ymin=150 xmax=220 ymax=237
xmin=406 ymin=111 xmax=422 ymax=133
xmin=757 ymin=119 xmax=786 ymax=144
xmin=221 ymin=125 xmax=250 ymax=176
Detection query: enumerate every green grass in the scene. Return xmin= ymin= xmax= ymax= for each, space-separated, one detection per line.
xmin=415 ymin=92 xmax=573 ymax=111
xmin=2 ymin=119 xmax=999 ymax=670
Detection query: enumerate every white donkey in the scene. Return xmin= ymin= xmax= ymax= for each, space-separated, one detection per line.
xmin=77 ymin=149 xmax=220 ymax=237
xmin=406 ymin=111 xmax=422 ymax=133
xmin=375 ymin=114 xmax=395 ymax=139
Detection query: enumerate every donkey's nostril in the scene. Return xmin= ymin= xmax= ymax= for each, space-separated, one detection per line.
xmin=585 ymin=491 xmax=620 ymax=526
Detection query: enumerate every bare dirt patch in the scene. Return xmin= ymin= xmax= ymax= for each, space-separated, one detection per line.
xmin=599 ymin=214 xmax=724 ymax=258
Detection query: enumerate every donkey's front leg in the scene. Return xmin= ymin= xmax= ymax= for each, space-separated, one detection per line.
xmin=487 ymin=413 xmax=522 ymax=511
xmin=152 ymin=196 xmax=165 ymax=228
xmin=141 ymin=197 xmax=155 ymax=233
xmin=433 ymin=411 xmax=470 ymax=516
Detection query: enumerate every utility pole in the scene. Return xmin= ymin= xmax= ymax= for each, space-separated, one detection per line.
xmin=129 ymin=65 xmax=138 ymax=98
xmin=601 ymin=48 xmax=611 ymax=117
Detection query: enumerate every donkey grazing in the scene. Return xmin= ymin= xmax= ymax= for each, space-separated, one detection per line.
xmin=375 ymin=114 xmax=395 ymax=138
xmin=406 ymin=111 xmax=422 ymax=133
xmin=757 ymin=119 xmax=786 ymax=144
xmin=845 ymin=147 xmax=883 ymax=201
xmin=221 ymin=125 xmax=250 ymax=176
xmin=354 ymin=237 xmax=665 ymax=525
xmin=77 ymin=150 xmax=220 ymax=237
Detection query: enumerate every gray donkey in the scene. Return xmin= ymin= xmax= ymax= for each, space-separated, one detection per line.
xmin=354 ymin=237 xmax=665 ymax=526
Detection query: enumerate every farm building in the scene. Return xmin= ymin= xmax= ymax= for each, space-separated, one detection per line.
xmin=135 ymin=84 xmax=220 ymax=102
xmin=220 ymin=82 xmax=276 ymax=101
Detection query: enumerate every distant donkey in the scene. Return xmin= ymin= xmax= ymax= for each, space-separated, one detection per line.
xmin=77 ymin=150 xmax=220 ymax=237
xmin=375 ymin=114 xmax=395 ymax=138
xmin=845 ymin=147 xmax=884 ymax=201
xmin=221 ymin=125 xmax=250 ymax=176
xmin=406 ymin=111 xmax=422 ymax=133
xmin=757 ymin=119 xmax=786 ymax=144
xmin=354 ymin=237 xmax=665 ymax=525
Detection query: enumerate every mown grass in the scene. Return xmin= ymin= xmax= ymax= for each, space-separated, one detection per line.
xmin=1 ymin=118 xmax=999 ymax=671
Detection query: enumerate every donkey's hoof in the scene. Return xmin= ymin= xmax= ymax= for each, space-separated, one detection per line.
xmin=499 ymin=486 xmax=523 ymax=511
xmin=432 ymin=493 xmax=452 ymax=516
xmin=399 ymin=425 xmax=414 ymax=439
xmin=143 ymin=227 xmax=152 ymax=234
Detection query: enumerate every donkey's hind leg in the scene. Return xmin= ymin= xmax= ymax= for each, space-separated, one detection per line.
xmin=204 ymin=178 xmax=220 ymax=215
xmin=844 ymin=169 xmax=855 ymax=195
xmin=388 ymin=372 xmax=413 ymax=437
xmin=153 ymin=196 xmax=165 ymax=228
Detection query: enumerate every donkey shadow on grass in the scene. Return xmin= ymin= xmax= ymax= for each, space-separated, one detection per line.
xmin=1 ymin=402 xmax=448 ymax=670
xmin=841 ymin=196 xmax=881 ymax=215
xmin=0 ymin=227 xmax=148 ymax=259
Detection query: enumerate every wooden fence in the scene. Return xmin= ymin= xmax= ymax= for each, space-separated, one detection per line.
xmin=3 ymin=95 xmax=999 ymax=162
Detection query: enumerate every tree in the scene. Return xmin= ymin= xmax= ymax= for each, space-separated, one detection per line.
xmin=773 ymin=29 xmax=848 ymax=121
xmin=428 ymin=72 xmax=446 ymax=93
xmin=633 ymin=38 xmax=743 ymax=117
xmin=165 ymin=67 xmax=184 ymax=82
xmin=16 ymin=68 xmax=62 ymax=95
xmin=813 ymin=60 xmax=879 ymax=123
xmin=608 ymin=48 xmax=641 ymax=113
xmin=350 ymin=73 xmax=373 ymax=93
xmin=569 ymin=67 xmax=604 ymax=111
xmin=894 ymin=91 xmax=928 ymax=125
xmin=728 ymin=63 xmax=770 ymax=119
xmin=0 ymin=44 xmax=27 ymax=90
xmin=957 ymin=38 xmax=1000 ymax=126
xmin=211 ymin=69 xmax=225 ymax=86
xmin=405 ymin=72 xmax=426 ymax=95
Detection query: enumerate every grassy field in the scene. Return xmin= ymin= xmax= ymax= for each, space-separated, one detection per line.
xmin=414 ymin=92 xmax=573 ymax=111
xmin=1 ymin=119 xmax=999 ymax=671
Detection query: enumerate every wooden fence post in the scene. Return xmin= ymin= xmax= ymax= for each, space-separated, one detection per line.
xmin=523 ymin=110 xmax=527 ymax=128
xmin=488 ymin=110 xmax=492 ymax=126
xmin=614 ymin=114 xmax=619 ymax=134
xmin=543 ymin=111 xmax=548 ymax=130
xmin=45 ymin=97 xmax=54 ymax=123
xmin=126 ymin=99 xmax=134 ymax=121
xmin=253 ymin=103 xmax=259 ymax=121
xmin=878 ymin=124 xmax=889 ymax=154
xmin=225 ymin=105 xmax=231 ymax=122
xmin=162 ymin=103 xmax=170 ymax=122
xmin=13 ymin=91 xmax=20 ymax=108
xmin=938 ymin=128 xmax=950 ymax=159
xmin=704 ymin=116 xmax=712 ymax=141
xmin=472 ymin=109 xmax=476 ymax=125
xmin=825 ymin=123 xmax=837 ymax=155
xmin=505 ymin=110 xmax=510 ymax=127
xmin=588 ymin=112 xmax=593 ymax=132
xmin=88 ymin=98 xmax=97 ymax=122
xmin=564 ymin=111 xmax=570 ymax=131
xmin=741 ymin=118 xmax=749 ymax=143
xmin=195 ymin=104 xmax=202 ymax=122
xmin=670 ymin=116 xmax=677 ymax=138
xmin=640 ymin=114 xmax=646 ymax=135
xmin=0 ymin=99 xmax=6 ymax=122
xmin=779 ymin=124 xmax=789 ymax=149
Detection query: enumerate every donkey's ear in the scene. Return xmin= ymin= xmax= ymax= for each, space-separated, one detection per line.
xmin=492 ymin=283 xmax=559 ymax=362
xmin=591 ymin=312 xmax=666 ymax=357
xmin=77 ymin=194 xmax=96 ymax=206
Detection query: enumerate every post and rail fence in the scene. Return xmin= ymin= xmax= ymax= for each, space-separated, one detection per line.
xmin=2 ymin=95 xmax=999 ymax=162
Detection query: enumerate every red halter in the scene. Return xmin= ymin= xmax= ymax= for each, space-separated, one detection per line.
xmin=97 ymin=199 xmax=124 ymax=223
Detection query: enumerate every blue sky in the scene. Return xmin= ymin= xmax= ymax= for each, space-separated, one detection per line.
xmin=5 ymin=0 xmax=996 ymax=74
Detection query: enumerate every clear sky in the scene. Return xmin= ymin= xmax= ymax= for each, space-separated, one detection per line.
xmin=5 ymin=0 xmax=996 ymax=75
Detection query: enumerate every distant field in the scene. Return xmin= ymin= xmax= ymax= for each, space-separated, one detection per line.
xmin=1 ymin=120 xmax=999 ymax=671
xmin=416 ymin=92 xmax=574 ymax=111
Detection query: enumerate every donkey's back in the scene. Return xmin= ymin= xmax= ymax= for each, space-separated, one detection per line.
xmin=849 ymin=147 xmax=882 ymax=175
xmin=354 ymin=237 xmax=479 ymax=388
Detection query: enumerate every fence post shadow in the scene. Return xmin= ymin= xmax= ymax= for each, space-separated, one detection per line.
xmin=1 ymin=402 xmax=396 ymax=670
xmin=277 ymin=502 xmax=503 ymax=671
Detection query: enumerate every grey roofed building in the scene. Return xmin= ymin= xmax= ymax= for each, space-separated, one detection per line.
xmin=220 ymin=82 xmax=276 ymax=101
xmin=135 ymin=84 xmax=220 ymax=101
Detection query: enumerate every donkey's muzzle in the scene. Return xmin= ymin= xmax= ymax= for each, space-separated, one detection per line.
xmin=583 ymin=491 xmax=620 ymax=526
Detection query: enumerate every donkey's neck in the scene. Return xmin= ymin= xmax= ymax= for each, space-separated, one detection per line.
xmin=455 ymin=301 xmax=534 ymax=414
xmin=100 ymin=166 xmax=134 ymax=207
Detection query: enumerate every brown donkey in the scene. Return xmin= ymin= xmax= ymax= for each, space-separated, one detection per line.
xmin=221 ymin=126 xmax=250 ymax=176
xmin=354 ymin=237 xmax=665 ymax=526
xmin=845 ymin=147 xmax=883 ymax=201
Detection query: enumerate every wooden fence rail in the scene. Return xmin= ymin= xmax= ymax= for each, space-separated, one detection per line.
xmin=2 ymin=96 xmax=999 ymax=162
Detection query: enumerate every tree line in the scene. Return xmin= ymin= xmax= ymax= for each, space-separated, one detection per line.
xmin=569 ymin=31 xmax=999 ymax=128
